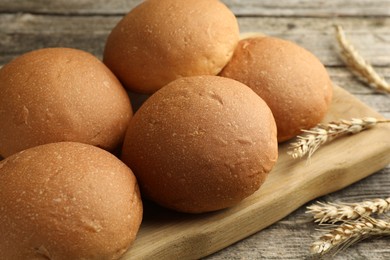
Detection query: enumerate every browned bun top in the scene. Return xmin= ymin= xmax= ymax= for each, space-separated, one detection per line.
xmin=220 ymin=36 xmax=333 ymax=142
xmin=121 ymin=75 xmax=278 ymax=213
xmin=103 ymin=0 xmax=240 ymax=94
xmin=0 ymin=48 xmax=132 ymax=157
xmin=0 ymin=142 xmax=142 ymax=260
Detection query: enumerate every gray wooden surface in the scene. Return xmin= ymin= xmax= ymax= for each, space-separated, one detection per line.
xmin=0 ymin=0 xmax=389 ymax=259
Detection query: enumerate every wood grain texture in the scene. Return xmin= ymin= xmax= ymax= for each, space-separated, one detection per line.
xmin=1 ymin=14 xmax=390 ymax=67
xmin=206 ymin=166 xmax=390 ymax=260
xmin=120 ymin=86 xmax=390 ymax=259
xmin=0 ymin=0 xmax=389 ymax=259
xmin=0 ymin=0 xmax=389 ymax=17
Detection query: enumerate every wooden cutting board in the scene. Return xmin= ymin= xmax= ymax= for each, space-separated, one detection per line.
xmin=121 ymin=85 xmax=390 ymax=259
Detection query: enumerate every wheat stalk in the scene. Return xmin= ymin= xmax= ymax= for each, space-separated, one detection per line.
xmin=335 ymin=25 xmax=390 ymax=94
xmin=288 ymin=117 xmax=390 ymax=159
xmin=307 ymin=198 xmax=390 ymax=224
xmin=311 ymin=216 xmax=390 ymax=255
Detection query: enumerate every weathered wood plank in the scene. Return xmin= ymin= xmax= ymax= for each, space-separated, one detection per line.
xmin=0 ymin=0 xmax=389 ymax=17
xmin=329 ymin=67 xmax=390 ymax=94
xmin=353 ymin=93 xmax=390 ymax=114
xmin=0 ymin=0 xmax=140 ymax=15
xmin=1 ymin=14 xmax=389 ymax=67
xmin=238 ymin=17 xmax=390 ymax=67
xmin=206 ymin=166 xmax=390 ymax=260
xmin=227 ymin=0 xmax=390 ymax=17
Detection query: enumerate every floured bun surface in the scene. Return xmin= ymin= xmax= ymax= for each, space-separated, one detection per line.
xmin=103 ymin=0 xmax=240 ymax=94
xmin=0 ymin=47 xmax=132 ymax=158
xmin=121 ymin=76 xmax=278 ymax=213
xmin=0 ymin=142 xmax=142 ymax=260
xmin=220 ymin=36 xmax=333 ymax=142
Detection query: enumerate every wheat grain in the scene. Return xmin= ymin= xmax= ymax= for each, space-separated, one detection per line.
xmin=335 ymin=25 xmax=390 ymax=94
xmin=307 ymin=198 xmax=390 ymax=224
xmin=288 ymin=117 xmax=390 ymax=159
xmin=311 ymin=217 xmax=390 ymax=255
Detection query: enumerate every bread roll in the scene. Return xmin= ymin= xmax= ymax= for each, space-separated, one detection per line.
xmin=0 ymin=48 xmax=132 ymax=157
xmin=103 ymin=0 xmax=239 ymax=94
xmin=121 ymin=76 xmax=278 ymax=213
xmin=0 ymin=142 xmax=142 ymax=260
xmin=220 ymin=36 xmax=333 ymax=142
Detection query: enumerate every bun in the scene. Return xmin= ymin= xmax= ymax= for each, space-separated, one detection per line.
xmin=103 ymin=0 xmax=239 ymax=94
xmin=0 ymin=142 xmax=142 ymax=260
xmin=220 ymin=36 xmax=333 ymax=142
xmin=0 ymin=48 xmax=132 ymax=157
xmin=121 ymin=76 xmax=278 ymax=213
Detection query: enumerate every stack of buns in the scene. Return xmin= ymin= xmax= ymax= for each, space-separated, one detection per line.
xmin=0 ymin=0 xmax=333 ymax=258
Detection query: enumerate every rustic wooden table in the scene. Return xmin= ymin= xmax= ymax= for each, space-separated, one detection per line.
xmin=0 ymin=0 xmax=389 ymax=259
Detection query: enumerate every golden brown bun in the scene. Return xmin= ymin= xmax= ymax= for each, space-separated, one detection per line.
xmin=121 ymin=76 xmax=278 ymax=213
xmin=220 ymin=36 xmax=333 ymax=142
xmin=0 ymin=48 xmax=132 ymax=157
xmin=0 ymin=142 xmax=142 ymax=260
xmin=103 ymin=0 xmax=239 ymax=94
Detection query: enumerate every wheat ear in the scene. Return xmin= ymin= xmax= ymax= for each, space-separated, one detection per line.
xmin=288 ymin=117 xmax=390 ymax=159
xmin=335 ymin=25 xmax=390 ymax=94
xmin=311 ymin=217 xmax=390 ymax=255
xmin=307 ymin=198 xmax=390 ymax=224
